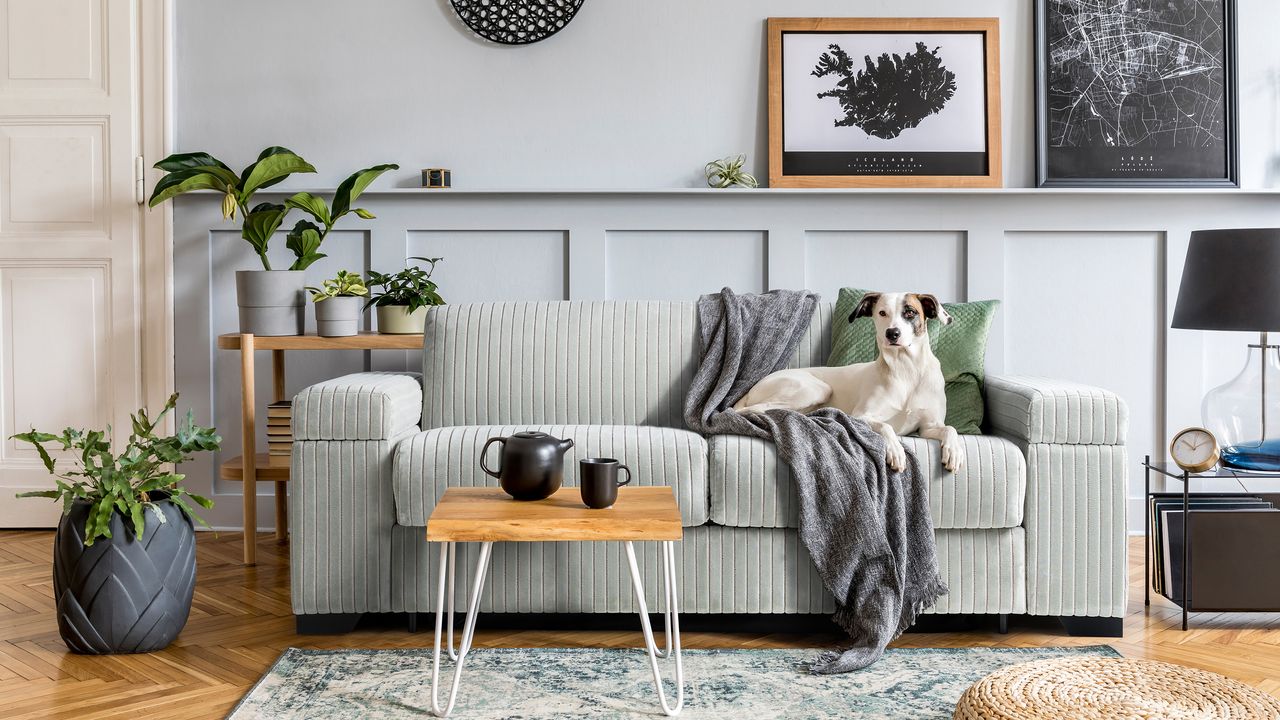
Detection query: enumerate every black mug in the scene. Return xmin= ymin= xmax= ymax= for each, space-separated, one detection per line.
xmin=579 ymin=458 xmax=632 ymax=509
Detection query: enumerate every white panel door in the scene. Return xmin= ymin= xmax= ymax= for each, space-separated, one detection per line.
xmin=0 ymin=0 xmax=144 ymax=526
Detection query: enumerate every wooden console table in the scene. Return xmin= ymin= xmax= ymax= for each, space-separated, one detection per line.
xmin=217 ymin=332 xmax=424 ymax=564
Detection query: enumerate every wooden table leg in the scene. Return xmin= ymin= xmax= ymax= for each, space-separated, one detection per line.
xmin=272 ymin=349 xmax=288 ymax=543
xmin=240 ymin=333 xmax=257 ymax=566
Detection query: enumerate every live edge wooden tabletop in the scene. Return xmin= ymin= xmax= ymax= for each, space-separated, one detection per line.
xmin=216 ymin=331 xmax=424 ymax=351
xmin=426 ymin=487 xmax=683 ymax=543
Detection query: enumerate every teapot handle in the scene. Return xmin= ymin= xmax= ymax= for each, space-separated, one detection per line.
xmin=480 ymin=437 xmax=506 ymax=479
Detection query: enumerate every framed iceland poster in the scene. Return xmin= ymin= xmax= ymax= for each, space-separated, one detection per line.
xmin=1035 ymin=0 xmax=1238 ymax=187
xmin=768 ymin=18 xmax=1002 ymax=188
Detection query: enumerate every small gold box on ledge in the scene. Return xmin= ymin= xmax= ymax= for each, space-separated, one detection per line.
xmin=422 ymin=168 xmax=451 ymax=189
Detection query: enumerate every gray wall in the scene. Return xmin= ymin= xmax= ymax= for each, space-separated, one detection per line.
xmin=172 ymin=0 xmax=1280 ymax=533
xmin=175 ymin=0 xmax=1280 ymax=189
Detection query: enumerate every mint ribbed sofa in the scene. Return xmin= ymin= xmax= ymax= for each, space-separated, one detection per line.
xmin=289 ymin=301 xmax=1128 ymax=636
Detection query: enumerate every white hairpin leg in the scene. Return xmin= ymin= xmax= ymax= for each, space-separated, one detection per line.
xmin=430 ymin=541 xmax=493 ymax=717
xmin=625 ymin=540 xmax=684 ymax=716
xmin=446 ymin=542 xmax=458 ymax=661
xmin=647 ymin=542 xmax=675 ymax=659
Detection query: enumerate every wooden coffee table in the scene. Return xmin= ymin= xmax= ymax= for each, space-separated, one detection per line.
xmin=425 ymin=486 xmax=685 ymax=717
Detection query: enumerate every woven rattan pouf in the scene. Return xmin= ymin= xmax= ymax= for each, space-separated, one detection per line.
xmin=953 ymin=656 xmax=1280 ymax=719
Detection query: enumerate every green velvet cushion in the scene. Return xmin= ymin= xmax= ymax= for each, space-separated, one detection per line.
xmin=828 ymin=288 xmax=999 ymax=435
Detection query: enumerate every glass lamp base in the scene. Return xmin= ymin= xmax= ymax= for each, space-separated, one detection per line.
xmin=1220 ymin=439 xmax=1280 ymax=471
xmin=1204 ymin=342 xmax=1280 ymax=473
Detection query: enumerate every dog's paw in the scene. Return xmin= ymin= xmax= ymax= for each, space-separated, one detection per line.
xmin=885 ymin=437 xmax=908 ymax=473
xmin=941 ymin=436 xmax=965 ymax=474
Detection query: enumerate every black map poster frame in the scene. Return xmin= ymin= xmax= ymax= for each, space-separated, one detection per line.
xmin=1035 ymin=0 xmax=1239 ymax=188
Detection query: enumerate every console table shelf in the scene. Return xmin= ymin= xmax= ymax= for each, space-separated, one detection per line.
xmin=218 ymin=454 xmax=290 ymax=482
xmin=1143 ymin=457 xmax=1280 ymax=630
xmin=216 ymin=331 xmax=424 ymax=351
xmin=218 ymin=331 xmax=425 ymax=565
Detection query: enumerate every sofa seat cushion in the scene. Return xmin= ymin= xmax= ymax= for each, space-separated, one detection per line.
xmin=709 ymin=433 xmax=1026 ymax=530
xmin=393 ymin=424 xmax=708 ymax=527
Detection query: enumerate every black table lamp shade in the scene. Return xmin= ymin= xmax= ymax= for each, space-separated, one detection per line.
xmin=1171 ymin=228 xmax=1280 ymax=332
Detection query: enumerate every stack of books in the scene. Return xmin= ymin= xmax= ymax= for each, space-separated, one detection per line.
xmin=267 ymin=401 xmax=293 ymax=467
xmin=1150 ymin=492 xmax=1277 ymax=604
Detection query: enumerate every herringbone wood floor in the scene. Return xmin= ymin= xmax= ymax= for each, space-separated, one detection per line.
xmin=0 ymin=532 xmax=1277 ymax=718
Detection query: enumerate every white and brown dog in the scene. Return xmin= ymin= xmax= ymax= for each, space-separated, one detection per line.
xmin=733 ymin=291 xmax=964 ymax=473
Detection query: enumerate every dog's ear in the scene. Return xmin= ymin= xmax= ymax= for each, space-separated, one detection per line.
xmin=849 ymin=292 xmax=881 ymax=323
xmin=916 ymin=294 xmax=952 ymax=325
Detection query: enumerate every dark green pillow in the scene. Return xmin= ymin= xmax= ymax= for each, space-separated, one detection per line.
xmin=828 ymin=288 xmax=999 ymax=435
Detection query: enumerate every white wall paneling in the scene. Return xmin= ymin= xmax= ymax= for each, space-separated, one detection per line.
xmin=606 ymin=231 xmax=766 ymax=301
xmin=1005 ymin=231 xmax=1165 ymax=519
xmin=803 ymin=231 xmax=965 ymax=303
xmin=407 ymin=231 xmax=569 ymax=303
xmin=169 ymin=0 xmax=1280 ymax=537
xmin=174 ymin=190 xmax=1280 ymax=534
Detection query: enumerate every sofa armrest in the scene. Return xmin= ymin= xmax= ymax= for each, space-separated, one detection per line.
xmin=984 ymin=375 xmax=1128 ymax=446
xmin=293 ymin=372 xmax=422 ymax=441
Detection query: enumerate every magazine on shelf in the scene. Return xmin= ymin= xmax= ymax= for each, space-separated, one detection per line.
xmin=1149 ymin=494 xmax=1275 ymax=596
xmin=1154 ymin=499 xmax=1277 ymax=604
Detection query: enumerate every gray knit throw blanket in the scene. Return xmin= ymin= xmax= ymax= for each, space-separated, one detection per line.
xmin=683 ymin=288 xmax=947 ymax=673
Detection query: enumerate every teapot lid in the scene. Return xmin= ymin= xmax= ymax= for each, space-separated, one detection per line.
xmin=512 ymin=431 xmax=549 ymax=439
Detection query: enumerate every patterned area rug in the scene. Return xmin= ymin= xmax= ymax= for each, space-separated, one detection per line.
xmin=228 ymin=645 xmax=1120 ymax=719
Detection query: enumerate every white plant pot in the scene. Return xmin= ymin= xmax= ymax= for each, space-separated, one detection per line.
xmin=236 ymin=270 xmax=305 ymax=336
xmin=314 ymin=296 xmax=363 ymax=337
xmin=376 ymin=305 xmax=428 ymax=334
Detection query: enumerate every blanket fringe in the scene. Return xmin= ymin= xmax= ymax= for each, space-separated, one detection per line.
xmin=895 ymin=575 xmax=950 ymax=641
xmin=808 ymin=574 xmax=949 ymax=674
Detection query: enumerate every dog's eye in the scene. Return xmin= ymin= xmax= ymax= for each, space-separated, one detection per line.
xmin=878 ymin=310 xmax=887 ymax=317
xmin=903 ymin=309 xmax=916 ymax=318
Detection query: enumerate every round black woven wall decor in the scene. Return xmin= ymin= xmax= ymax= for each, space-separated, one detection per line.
xmin=449 ymin=0 xmax=584 ymax=45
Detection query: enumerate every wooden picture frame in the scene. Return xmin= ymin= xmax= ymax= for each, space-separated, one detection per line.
xmin=767 ymin=17 xmax=1002 ymax=188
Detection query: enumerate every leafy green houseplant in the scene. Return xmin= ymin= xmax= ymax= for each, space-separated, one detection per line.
xmin=147 ymin=147 xmax=316 ymax=271
xmin=12 ymin=394 xmax=220 ymax=654
xmin=147 ymin=146 xmax=319 ymax=337
xmin=366 ymin=256 xmax=446 ymax=334
xmin=307 ymin=270 xmax=369 ymax=337
xmin=283 ymin=164 xmax=399 ymax=271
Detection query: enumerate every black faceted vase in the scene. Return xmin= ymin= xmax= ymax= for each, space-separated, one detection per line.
xmin=53 ymin=498 xmax=197 ymax=654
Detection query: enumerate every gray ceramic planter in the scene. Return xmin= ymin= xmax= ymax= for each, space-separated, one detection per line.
xmin=54 ymin=498 xmax=195 ymax=654
xmin=376 ymin=305 xmax=429 ymax=334
xmin=314 ymin=296 xmax=362 ymax=337
xmin=236 ymin=270 xmax=305 ymax=336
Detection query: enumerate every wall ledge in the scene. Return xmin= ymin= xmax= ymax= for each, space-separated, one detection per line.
xmin=207 ymin=187 xmax=1280 ymax=197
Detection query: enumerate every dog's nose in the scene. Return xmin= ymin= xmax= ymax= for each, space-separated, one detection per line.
xmin=885 ymin=328 xmax=901 ymax=342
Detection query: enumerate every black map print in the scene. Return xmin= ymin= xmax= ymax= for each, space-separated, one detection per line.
xmin=1048 ymin=0 xmax=1226 ymax=149
xmin=812 ymin=42 xmax=956 ymax=140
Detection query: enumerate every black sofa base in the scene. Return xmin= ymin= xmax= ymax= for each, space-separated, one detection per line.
xmin=1058 ymin=615 xmax=1124 ymax=637
xmin=295 ymin=612 xmax=1120 ymax=637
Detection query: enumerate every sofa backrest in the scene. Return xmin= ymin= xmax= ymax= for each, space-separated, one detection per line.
xmin=421 ymin=300 xmax=837 ymax=429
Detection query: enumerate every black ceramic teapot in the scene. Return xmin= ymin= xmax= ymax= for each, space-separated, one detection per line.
xmin=480 ymin=431 xmax=574 ymax=500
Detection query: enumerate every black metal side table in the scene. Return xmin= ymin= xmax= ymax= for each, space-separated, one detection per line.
xmin=1143 ymin=456 xmax=1280 ymax=630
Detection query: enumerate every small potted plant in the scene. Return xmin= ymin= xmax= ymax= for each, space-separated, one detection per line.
xmin=12 ymin=394 xmax=220 ymax=654
xmin=308 ymin=270 xmax=368 ymax=337
xmin=366 ymin=256 xmax=446 ymax=334
xmin=147 ymin=147 xmax=316 ymax=336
